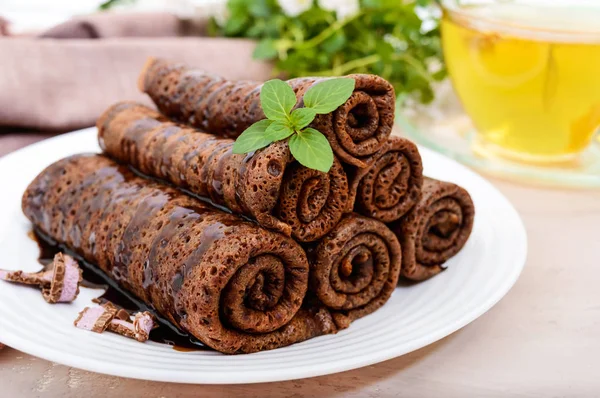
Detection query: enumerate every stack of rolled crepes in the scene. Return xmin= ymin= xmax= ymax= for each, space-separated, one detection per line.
xmin=21 ymin=58 xmax=475 ymax=354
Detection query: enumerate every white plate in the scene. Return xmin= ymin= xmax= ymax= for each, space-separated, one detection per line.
xmin=0 ymin=128 xmax=527 ymax=384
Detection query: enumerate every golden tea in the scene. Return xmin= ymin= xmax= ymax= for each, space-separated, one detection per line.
xmin=442 ymin=3 xmax=600 ymax=162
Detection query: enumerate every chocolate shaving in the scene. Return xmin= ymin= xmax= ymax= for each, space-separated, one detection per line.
xmin=42 ymin=253 xmax=83 ymax=303
xmin=108 ymin=319 xmax=138 ymax=340
xmin=115 ymin=308 xmax=130 ymax=321
xmin=108 ymin=312 xmax=154 ymax=342
xmin=74 ymin=302 xmax=154 ymax=343
xmin=0 ymin=268 xmax=52 ymax=286
xmin=74 ymin=303 xmax=118 ymax=333
xmin=133 ymin=312 xmax=154 ymax=341
xmin=0 ymin=252 xmax=82 ymax=304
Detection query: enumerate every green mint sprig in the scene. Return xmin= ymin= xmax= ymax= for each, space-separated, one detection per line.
xmin=232 ymin=78 xmax=355 ymax=172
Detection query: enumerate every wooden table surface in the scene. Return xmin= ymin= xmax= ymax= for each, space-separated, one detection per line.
xmin=1 ymin=133 xmax=599 ymax=397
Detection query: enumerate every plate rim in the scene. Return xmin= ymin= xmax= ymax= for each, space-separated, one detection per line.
xmin=0 ymin=128 xmax=528 ymax=384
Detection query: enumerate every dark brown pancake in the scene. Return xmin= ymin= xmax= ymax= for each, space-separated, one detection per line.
xmin=22 ymin=154 xmax=336 ymax=354
xmin=97 ymin=102 xmax=349 ymax=243
xmin=138 ymin=58 xmax=395 ymax=167
xmin=347 ymin=136 xmax=423 ymax=223
xmin=391 ymin=177 xmax=475 ymax=281
xmin=307 ymin=214 xmax=402 ymax=329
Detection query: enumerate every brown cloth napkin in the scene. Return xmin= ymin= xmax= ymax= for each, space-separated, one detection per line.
xmin=39 ymin=12 xmax=199 ymax=39
xmin=0 ymin=12 xmax=272 ymax=134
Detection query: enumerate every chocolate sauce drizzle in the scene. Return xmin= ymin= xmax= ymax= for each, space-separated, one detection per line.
xmin=30 ymin=229 xmax=211 ymax=352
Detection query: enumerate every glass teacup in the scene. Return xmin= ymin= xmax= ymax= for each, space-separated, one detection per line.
xmin=441 ymin=0 xmax=600 ymax=164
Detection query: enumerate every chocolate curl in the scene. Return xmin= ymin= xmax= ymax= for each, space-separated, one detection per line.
xmin=42 ymin=253 xmax=83 ymax=304
xmin=0 ymin=343 xmax=5 ymax=350
xmin=0 ymin=253 xmax=82 ymax=303
xmin=74 ymin=303 xmax=118 ymax=333
xmin=108 ymin=312 xmax=154 ymax=342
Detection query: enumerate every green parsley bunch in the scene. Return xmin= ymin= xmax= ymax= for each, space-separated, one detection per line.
xmin=212 ymin=0 xmax=445 ymax=104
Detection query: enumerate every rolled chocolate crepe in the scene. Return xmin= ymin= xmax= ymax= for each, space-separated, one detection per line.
xmin=347 ymin=136 xmax=423 ymax=223
xmin=308 ymin=214 xmax=401 ymax=329
xmin=22 ymin=154 xmax=336 ymax=354
xmin=138 ymin=58 xmax=395 ymax=167
xmin=391 ymin=178 xmax=475 ymax=281
xmin=97 ymin=102 xmax=349 ymax=243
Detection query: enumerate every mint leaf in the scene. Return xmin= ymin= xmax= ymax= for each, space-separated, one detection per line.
xmin=303 ymin=78 xmax=355 ymax=114
xmin=288 ymin=128 xmax=333 ymax=172
xmin=260 ymin=79 xmax=297 ymax=122
xmin=265 ymin=121 xmax=295 ymax=141
xmin=232 ymin=119 xmax=274 ymax=154
xmin=290 ymin=108 xmax=317 ymax=130
xmin=253 ymin=39 xmax=278 ymax=60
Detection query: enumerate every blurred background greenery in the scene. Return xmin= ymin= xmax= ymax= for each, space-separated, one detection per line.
xmin=100 ymin=0 xmax=446 ymax=105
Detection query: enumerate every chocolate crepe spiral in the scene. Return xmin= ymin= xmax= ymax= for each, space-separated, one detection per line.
xmin=308 ymin=214 xmax=402 ymax=329
xmin=22 ymin=154 xmax=336 ymax=354
xmin=392 ymin=178 xmax=475 ymax=281
xmin=138 ymin=58 xmax=395 ymax=167
xmin=347 ymin=136 xmax=423 ymax=223
xmin=97 ymin=102 xmax=349 ymax=243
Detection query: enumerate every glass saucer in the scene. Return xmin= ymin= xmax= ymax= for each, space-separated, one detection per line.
xmin=397 ymin=84 xmax=600 ymax=188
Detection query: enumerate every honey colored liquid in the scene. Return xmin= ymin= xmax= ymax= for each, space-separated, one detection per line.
xmin=442 ymin=5 xmax=600 ymax=161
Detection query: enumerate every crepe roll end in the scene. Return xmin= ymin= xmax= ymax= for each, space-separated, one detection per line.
xmin=138 ymin=56 xmax=159 ymax=92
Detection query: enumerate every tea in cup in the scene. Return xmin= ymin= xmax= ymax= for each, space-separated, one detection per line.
xmin=441 ymin=0 xmax=600 ymax=163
